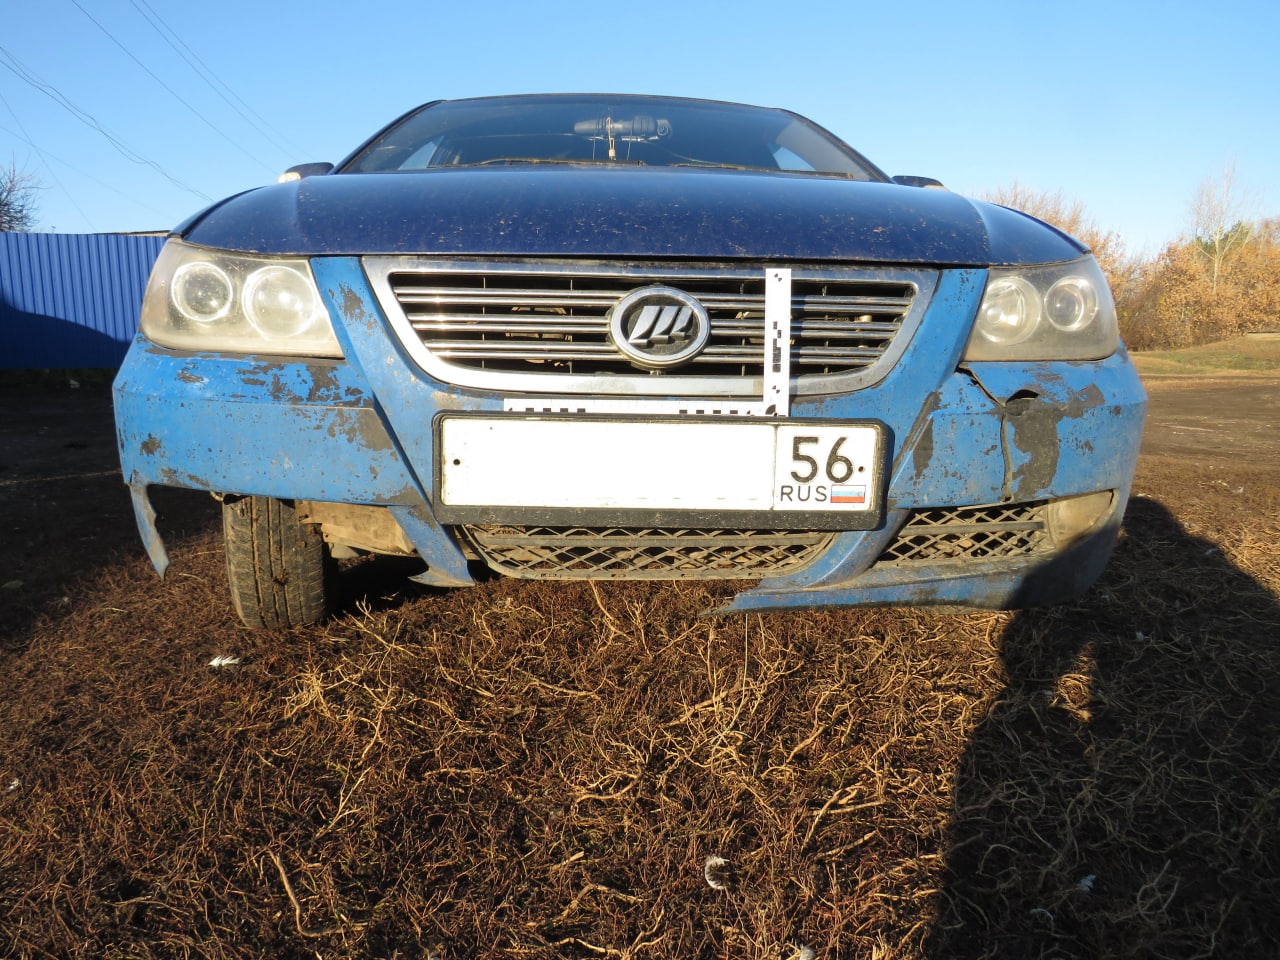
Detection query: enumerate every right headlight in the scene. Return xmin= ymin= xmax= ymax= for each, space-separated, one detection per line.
xmin=139 ymin=240 xmax=342 ymax=357
xmin=963 ymin=255 xmax=1118 ymax=361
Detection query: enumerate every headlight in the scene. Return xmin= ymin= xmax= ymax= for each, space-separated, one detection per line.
xmin=139 ymin=240 xmax=342 ymax=357
xmin=963 ymin=256 xmax=1117 ymax=361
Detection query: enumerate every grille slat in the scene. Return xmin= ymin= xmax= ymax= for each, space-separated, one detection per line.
xmin=426 ymin=344 xmax=885 ymax=367
xmin=426 ymin=343 xmax=618 ymax=359
xmin=793 ymin=321 xmax=900 ymax=336
xmin=412 ymin=318 xmax=606 ymax=334
xmin=368 ymin=259 xmax=931 ymax=394
xmin=409 ymin=316 xmax=904 ymax=338
xmin=400 ymin=291 xmax=623 ymax=308
xmin=797 ymin=296 xmax=914 ymax=312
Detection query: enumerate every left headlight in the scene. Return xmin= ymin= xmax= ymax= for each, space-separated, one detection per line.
xmin=139 ymin=240 xmax=342 ymax=357
xmin=963 ymin=255 xmax=1118 ymax=362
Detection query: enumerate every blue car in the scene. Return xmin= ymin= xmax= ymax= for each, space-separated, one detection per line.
xmin=113 ymin=94 xmax=1146 ymax=628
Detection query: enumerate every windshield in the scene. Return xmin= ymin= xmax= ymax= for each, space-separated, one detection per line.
xmin=340 ymin=95 xmax=886 ymax=179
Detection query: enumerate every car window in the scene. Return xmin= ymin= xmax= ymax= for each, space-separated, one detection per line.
xmin=342 ymin=96 xmax=885 ymax=179
xmin=399 ymin=135 xmax=444 ymax=169
xmin=770 ymin=143 xmax=816 ymax=172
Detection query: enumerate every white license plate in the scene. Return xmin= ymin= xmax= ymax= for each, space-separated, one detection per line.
xmin=436 ymin=416 xmax=884 ymax=527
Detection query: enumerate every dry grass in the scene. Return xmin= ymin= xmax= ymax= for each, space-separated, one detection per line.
xmin=2 ymin=397 xmax=1278 ymax=957
xmin=1131 ymin=335 xmax=1280 ymax=377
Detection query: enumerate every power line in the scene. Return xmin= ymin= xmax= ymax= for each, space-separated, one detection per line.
xmin=0 ymin=90 xmax=97 ymax=230
xmin=68 ymin=0 xmax=275 ymax=173
xmin=0 ymin=45 xmax=211 ymax=201
xmin=126 ymin=0 xmax=307 ymax=160
xmin=0 ymin=115 xmax=175 ymax=226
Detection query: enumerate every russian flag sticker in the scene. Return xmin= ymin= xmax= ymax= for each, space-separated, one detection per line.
xmin=831 ymin=485 xmax=867 ymax=505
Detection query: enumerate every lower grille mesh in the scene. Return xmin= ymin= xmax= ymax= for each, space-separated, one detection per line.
xmin=878 ymin=502 xmax=1052 ymax=564
xmin=463 ymin=526 xmax=834 ymax=579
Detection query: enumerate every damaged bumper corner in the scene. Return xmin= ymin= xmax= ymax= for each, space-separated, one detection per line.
xmin=112 ymin=340 xmax=473 ymax=584
xmin=715 ymin=353 xmax=1146 ymax=612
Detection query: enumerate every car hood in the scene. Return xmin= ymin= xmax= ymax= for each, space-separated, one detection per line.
xmin=180 ymin=166 xmax=1085 ymax=266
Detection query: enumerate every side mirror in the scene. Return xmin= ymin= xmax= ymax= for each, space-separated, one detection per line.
xmin=892 ymin=175 xmax=947 ymax=190
xmin=277 ymin=162 xmax=335 ymax=183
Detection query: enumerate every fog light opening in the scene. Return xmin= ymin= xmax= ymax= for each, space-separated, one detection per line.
xmin=1047 ymin=491 xmax=1115 ymax=545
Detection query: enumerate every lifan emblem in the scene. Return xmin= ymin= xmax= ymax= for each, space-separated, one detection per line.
xmin=628 ymin=304 xmax=694 ymax=346
xmin=608 ymin=285 xmax=711 ymax=370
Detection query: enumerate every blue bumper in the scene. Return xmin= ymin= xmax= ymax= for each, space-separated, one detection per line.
xmin=114 ymin=258 xmax=1146 ymax=610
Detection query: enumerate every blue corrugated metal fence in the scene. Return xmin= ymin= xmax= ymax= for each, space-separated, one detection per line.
xmin=0 ymin=232 xmax=166 ymax=369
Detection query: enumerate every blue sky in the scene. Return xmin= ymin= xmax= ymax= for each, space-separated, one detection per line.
xmin=2 ymin=0 xmax=1276 ymax=257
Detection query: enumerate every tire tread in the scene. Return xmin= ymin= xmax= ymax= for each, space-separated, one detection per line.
xmin=223 ymin=496 xmax=332 ymax=628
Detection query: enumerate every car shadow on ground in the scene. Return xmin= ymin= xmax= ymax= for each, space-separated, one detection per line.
xmin=926 ymin=496 xmax=1280 ymax=957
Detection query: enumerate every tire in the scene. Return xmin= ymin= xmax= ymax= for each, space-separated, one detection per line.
xmin=222 ymin=495 xmax=335 ymax=629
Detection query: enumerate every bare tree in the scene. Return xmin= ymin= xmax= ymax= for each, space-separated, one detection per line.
xmin=1190 ymin=161 xmax=1256 ymax=292
xmin=0 ymin=162 xmax=40 ymax=232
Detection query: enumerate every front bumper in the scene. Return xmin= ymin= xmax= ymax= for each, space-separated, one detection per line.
xmin=114 ymin=258 xmax=1146 ymax=611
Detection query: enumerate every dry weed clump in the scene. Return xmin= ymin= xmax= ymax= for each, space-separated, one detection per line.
xmin=1 ymin=457 xmax=1278 ymax=958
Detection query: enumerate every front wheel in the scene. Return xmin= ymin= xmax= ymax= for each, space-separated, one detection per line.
xmin=222 ymin=495 xmax=335 ymax=629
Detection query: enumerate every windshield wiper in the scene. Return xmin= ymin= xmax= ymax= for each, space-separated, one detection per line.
xmin=460 ymin=157 xmax=647 ymax=167
xmin=670 ymin=162 xmax=859 ymax=178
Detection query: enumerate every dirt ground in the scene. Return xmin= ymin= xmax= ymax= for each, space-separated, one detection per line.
xmin=1138 ymin=376 xmax=1280 ymax=467
xmin=1 ymin=364 xmax=1277 ymax=958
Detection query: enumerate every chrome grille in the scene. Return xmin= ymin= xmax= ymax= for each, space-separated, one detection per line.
xmin=878 ymin=503 xmax=1052 ymax=564
xmin=463 ymin=525 xmax=834 ymax=579
xmin=365 ymin=258 xmax=933 ymax=397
